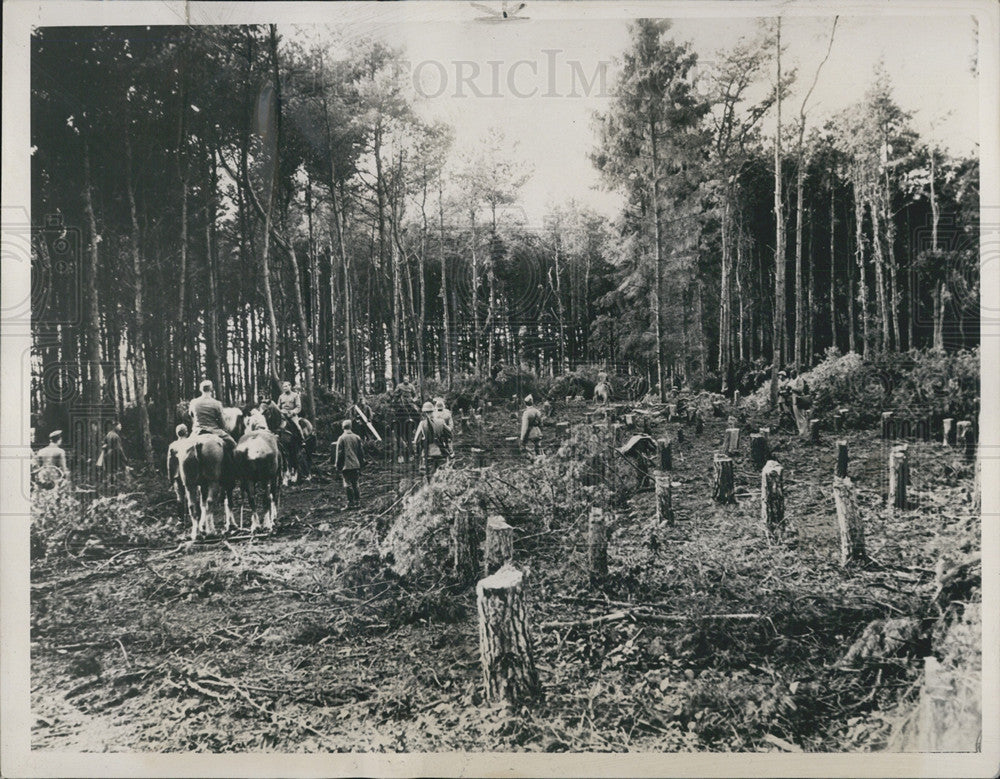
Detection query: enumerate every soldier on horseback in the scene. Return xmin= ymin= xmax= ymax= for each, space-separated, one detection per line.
xmin=189 ymin=380 xmax=237 ymax=462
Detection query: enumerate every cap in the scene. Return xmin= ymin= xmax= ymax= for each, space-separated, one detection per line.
xmin=200 ymin=379 xmax=214 ymax=392
xmin=421 ymin=401 xmax=435 ymax=413
xmin=435 ymin=398 xmax=445 ymax=410
xmin=342 ymin=419 xmax=352 ymax=430
xmin=49 ymin=429 xmax=63 ymax=441
xmin=175 ymin=423 xmax=189 ymax=437
xmin=524 ymin=394 xmax=534 ymax=405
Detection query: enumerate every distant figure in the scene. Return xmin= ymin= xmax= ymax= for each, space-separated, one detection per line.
xmin=433 ymin=397 xmax=454 ymax=460
xmin=99 ymin=421 xmax=129 ymax=480
xmin=594 ymin=380 xmax=611 ymax=405
xmin=414 ymin=401 xmax=451 ymax=481
xmin=520 ymin=394 xmax=543 ymax=455
xmin=298 ymin=417 xmax=316 ymax=481
xmin=333 ymin=420 xmax=366 ymax=509
xmin=34 ymin=429 xmax=68 ymax=488
xmin=395 ymin=375 xmax=418 ymax=409
xmin=167 ymin=423 xmax=192 ymax=521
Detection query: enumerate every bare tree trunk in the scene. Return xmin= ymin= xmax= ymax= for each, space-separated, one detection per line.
xmin=852 ymin=177 xmax=870 ymax=355
xmin=830 ymin=166 xmax=837 ymax=351
xmin=794 ymin=123 xmax=805 ymax=370
xmin=204 ymin=144 xmax=223 ymax=397
xmin=930 ymin=150 xmax=944 ymax=350
xmin=439 ymin=175 xmax=451 ymax=386
xmin=470 ymin=209 xmax=480 ymax=374
xmin=869 ymin=190 xmax=891 ymax=352
xmin=651 ymin=118 xmax=666 ymax=402
xmin=123 ymin=132 xmax=154 ymax=463
xmin=770 ymin=18 xmax=784 ymax=409
xmin=82 ymin=142 xmax=104 ymax=407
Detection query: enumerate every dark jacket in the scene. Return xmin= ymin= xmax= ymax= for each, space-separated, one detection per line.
xmin=334 ymin=430 xmax=366 ymax=471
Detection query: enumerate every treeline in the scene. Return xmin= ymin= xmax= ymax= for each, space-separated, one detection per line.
xmin=30 ymin=22 xmax=979 ymax=462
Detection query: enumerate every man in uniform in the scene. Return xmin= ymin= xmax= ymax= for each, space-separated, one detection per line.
xmin=395 ymin=375 xmax=418 ymax=410
xmin=34 ymin=429 xmax=68 ymax=488
xmin=414 ymin=400 xmax=451 ymax=481
xmin=100 ymin=421 xmax=129 ymax=482
xmin=520 ymin=394 xmax=544 ymax=455
xmin=333 ymin=419 xmax=366 ymax=509
xmin=167 ymin=423 xmax=192 ymax=519
xmin=433 ymin=397 xmax=454 ymax=461
xmin=189 ymin=380 xmax=237 ymax=460
xmin=277 ymin=380 xmax=304 ymax=450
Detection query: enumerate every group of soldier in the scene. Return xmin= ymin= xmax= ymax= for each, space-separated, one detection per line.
xmin=33 ymin=369 xmax=558 ymax=514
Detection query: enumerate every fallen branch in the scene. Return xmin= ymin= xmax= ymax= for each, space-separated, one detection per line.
xmin=539 ymin=609 xmax=764 ymax=630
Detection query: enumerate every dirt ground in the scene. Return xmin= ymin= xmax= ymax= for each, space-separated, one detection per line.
xmin=30 ymin=399 xmax=980 ymax=753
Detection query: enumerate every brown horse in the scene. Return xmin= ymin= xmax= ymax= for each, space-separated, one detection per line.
xmin=178 ymin=434 xmax=237 ymax=541
xmin=234 ymin=429 xmax=282 ymax=534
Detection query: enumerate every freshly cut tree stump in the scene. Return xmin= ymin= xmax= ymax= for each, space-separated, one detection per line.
xmin=957 ymin=421 xmax=975 ymax=461
xmin=888 ymin=445 xmax=909 ymax=513
xmin=832 ymin=476 xmax=867 ymax=567
xmin=836 ymin=440 xmax=849 ymax=479
xmin=587 ymin=507 xmax=608 ymax=582
xmin=942 ymin=418 xmax=955 ymax=446
xmin=760 ymin=460 xmax=786 ymax=541
xmin=476 ymin=565 xmax=540 ymax=704
xmin=452 ymin=511 xmax=478 ymax=583
xmin=809 ymin=419 xmax=820 ymax=443
xmin=749 ymin=434 xmax=770 ymax=470
xmin=655 ymin=471 xmax=674 ymax=525
xmin=733 ymin=389 xmax=740 ymax=406
xmin=713 ymin=454 xmax=736 ymax=504
xmin=833 ymin=410 xmax=845 ymax=433
xmin=881 ymin=411 xmax=895 ymax=440
xmin=657 ymin=439 xmax=672 ymax=471
xmin=484 ymin=515 xmax=515 ymax=575
xmin=723 ymin=427 xmax=741 ymax=455
xmin=471 ymin=447 xmax=486 ymax=468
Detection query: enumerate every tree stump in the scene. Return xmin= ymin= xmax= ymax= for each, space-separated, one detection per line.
xmin=888 ymin=445 xmax=909 ymax=512
xmin=625 ymin=413 xmax=635 ymax=428
xmin=723 ymin=427 xmax=741 ymax=455
xmin=713 ymin=454 xmax=736 ymax=504
xmin=476 ymin=565 xmax=540 ymax=704
xmin=809 ymin=418 xmax=820 ymax=443
xmin=942 ymin=418 xmax=955 ymax=446
xmin=957 ymin=421 xmax=975 ymax=461
xmin=761 ymin=460 xmax=786 ymax=541
xmin=484 ymin=515 xmax=515 ymax=575
xmin=832 ymin=476 xmax=867 ymax=567
xmin=667 ymin=403 xmax=678 ymax=421
xmin=471 ymin=447 xmax=486 ymax=468
xmin=749 ymin=434 xmax=769 ymax=470
xmin=833 ymin=410 xmax=845 ymax=433
xmin=836 ymin=440 xmax=849 ymax=479
xmin=881 ymin=411 xmax=895 ymax=441
xmin=655 ymin=471 xmax=674 ymax=525
xmin=656 ymin=439 xmax=672 ymax=471
xmin=452 ymin=511 xmax=478 ymax=583
xmin=587 ymin=507 xmax=608 ymax=582
xmin=915 ymin=416 xmax=931 ymax=442
xmin=733 ymin=389 xmax=740 ymax=406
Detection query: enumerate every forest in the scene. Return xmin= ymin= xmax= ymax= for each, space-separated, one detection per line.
xmin=30 ymin=21 xmax=979 ymax=459
xmin=25 ymin=17 xmax=983 ymax=759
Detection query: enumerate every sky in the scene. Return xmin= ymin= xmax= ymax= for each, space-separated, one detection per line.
xmin=284 ymin=3 xmax=981 ymax=225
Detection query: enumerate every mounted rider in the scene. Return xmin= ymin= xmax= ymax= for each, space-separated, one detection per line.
xmin=189 ymin=379 xmax=237 ymax=461
xmin=395 ymin=375 xmax=418 ymax=411
xmin=277 ymin=380 xmax=306 ymax=449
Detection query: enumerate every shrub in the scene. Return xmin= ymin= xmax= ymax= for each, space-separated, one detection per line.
xmin=31 ymin=485 xmax=175 ymax=561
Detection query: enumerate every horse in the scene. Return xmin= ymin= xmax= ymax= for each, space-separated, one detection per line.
xmin=178 ymin=434 xmax=237 ymax=541
xmin=276 ymin=416 xmax=315 ymax=486
xmin=234 ymin=429 xmax=282 ymax=534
